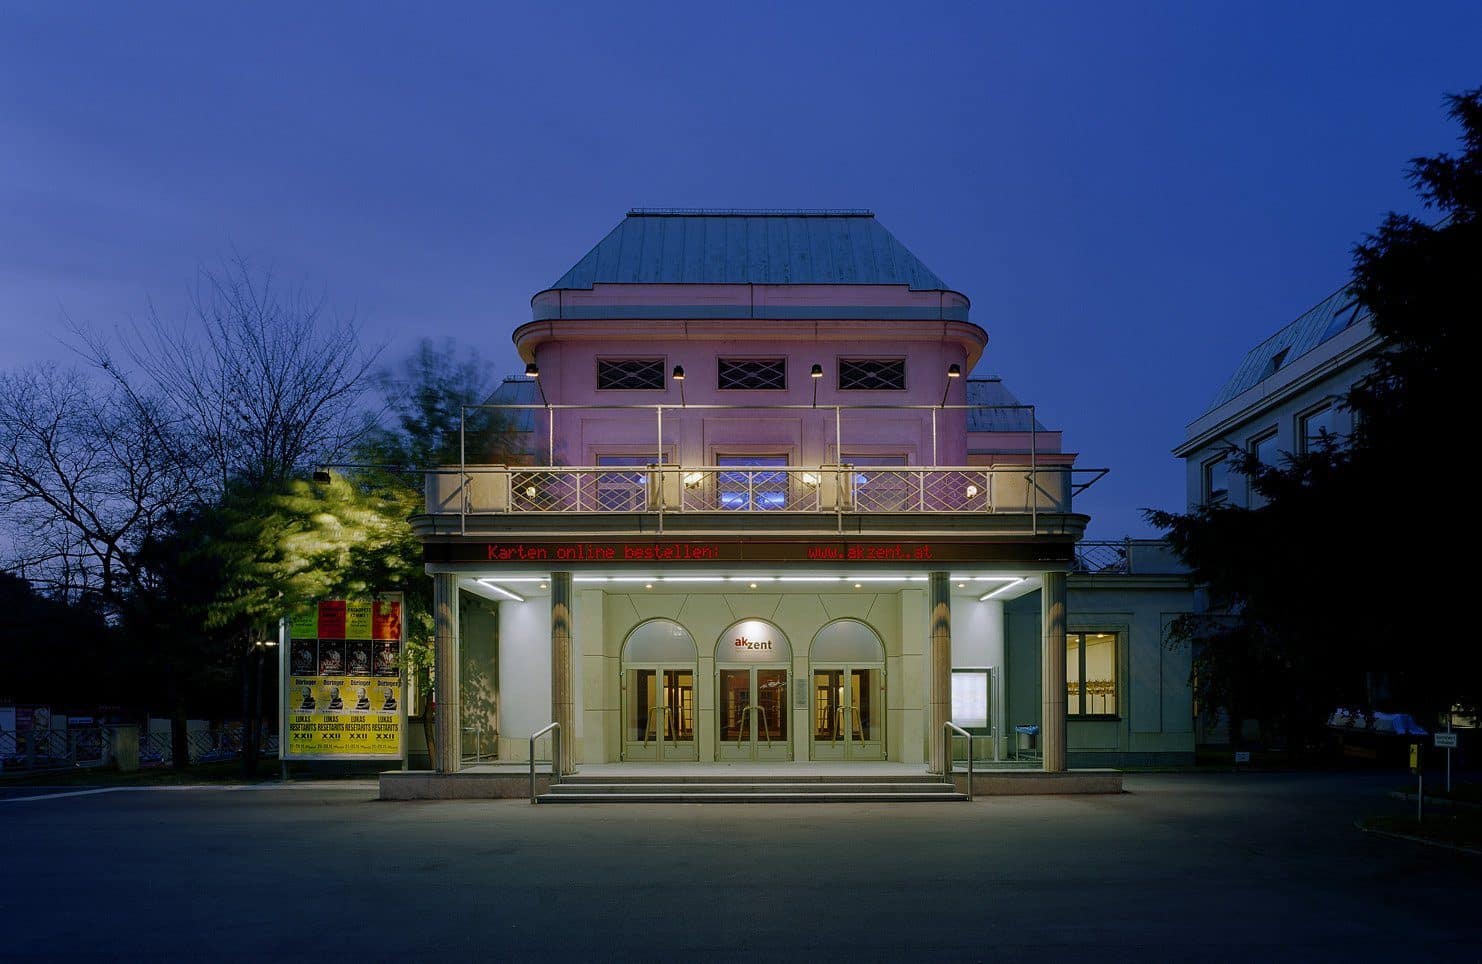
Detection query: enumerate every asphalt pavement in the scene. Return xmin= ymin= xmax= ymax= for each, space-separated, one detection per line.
xmin=1 ymin=771 xmax=1476 ymax=961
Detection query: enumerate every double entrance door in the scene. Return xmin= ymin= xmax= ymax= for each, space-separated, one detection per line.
xmin=811 ymin=665 xmax=885 ymax=760
xmin=622 ymin=666 xmax=697 ymax=761
xmin=717 ymin=666 xmax=791 ymax=761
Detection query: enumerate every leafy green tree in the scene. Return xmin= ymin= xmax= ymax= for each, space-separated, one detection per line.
xmin=1150 ymin=88 xmax=1482 ymax=750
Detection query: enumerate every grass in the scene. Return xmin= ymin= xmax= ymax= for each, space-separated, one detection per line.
xmin=1362 ymin=811 xmax=1482 ymax=852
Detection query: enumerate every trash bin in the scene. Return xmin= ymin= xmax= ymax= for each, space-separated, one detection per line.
xmin=1015 ymin=724 xmax=1040 ymax=754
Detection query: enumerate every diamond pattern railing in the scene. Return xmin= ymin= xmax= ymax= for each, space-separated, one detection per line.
xmin=446 ymin=466 xmax=1075 ymax=515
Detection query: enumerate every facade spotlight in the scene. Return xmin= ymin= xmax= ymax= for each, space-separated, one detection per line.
xmin=312 ymin=468 xmax=332 ymax=485
xmin=672 ymin=364 xmax=686 ymax=405
xmin=810 ymin=363 xmax=823 ymax=406
xmin=525 ymin=361 xmax=548 ymax=406
xmin=941 ymin=363 xmax=962 ymax=407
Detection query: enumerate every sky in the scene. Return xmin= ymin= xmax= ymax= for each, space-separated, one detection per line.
xmin=2 ymin=1 xmax=1478 ymax=538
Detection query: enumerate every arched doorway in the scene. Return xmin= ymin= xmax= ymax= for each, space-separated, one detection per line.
xmin=810 ymin=618 xmax=886 ymax=761
xmin=715 ymin=618 xmax=792 ymax=762
xmin=621 ymin=618 xmax=698 ymax=762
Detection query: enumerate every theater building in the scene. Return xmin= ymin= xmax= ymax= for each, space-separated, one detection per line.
xmin=391 ymin=209 xmax=1193 ymax=798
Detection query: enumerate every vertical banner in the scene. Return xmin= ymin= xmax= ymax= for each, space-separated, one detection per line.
xmin=283 ymin=594 xmax=404 ymax=761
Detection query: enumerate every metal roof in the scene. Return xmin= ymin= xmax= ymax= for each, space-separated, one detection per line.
xmin=548 ymin=209 xmax=952 ymax=291
xmin=965 ymin=379 xmax=1047 ymax=432
xmin=1205 ymin=286 xmax=1368 ymax=412
xmin=483 ymin=377 xmax=541 ymax=432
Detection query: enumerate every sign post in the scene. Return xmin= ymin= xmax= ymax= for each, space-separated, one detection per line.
xmin=1435 ymin=727 xmax=1458 ymax=794
xmin=1409 ymin=742 xmax=1424 ymax=823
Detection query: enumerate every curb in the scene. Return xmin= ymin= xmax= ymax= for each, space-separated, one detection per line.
xmin=1355 ymin=820 xmax=1482 ymax=856
xmin=1386 ymin=790 xmax=1482 ymax=811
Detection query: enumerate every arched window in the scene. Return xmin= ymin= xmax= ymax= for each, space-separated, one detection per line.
xmin=715 ymin=618 xmax=792 ymax=662
xmin=810 ymin=618 xmax=885 ymax=664
xmin=622 ymin=619 xmax=697 ymax=663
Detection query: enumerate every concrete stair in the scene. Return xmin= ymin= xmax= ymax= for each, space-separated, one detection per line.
xmin=535 ymin=773 xmax=967 ymax=803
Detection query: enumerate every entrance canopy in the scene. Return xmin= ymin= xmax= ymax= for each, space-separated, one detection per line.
xmin=716 ymin=618 xmax=792 ymax=662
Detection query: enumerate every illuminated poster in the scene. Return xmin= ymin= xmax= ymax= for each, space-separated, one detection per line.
xmin=284 ymin=594 xmax=404 ymax=761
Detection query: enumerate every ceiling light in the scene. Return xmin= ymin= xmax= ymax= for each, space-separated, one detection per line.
xmin=979 ymin=578 xmax=1027 ymax=601
xmin=475 ymin=580 xmax=526 ymax=602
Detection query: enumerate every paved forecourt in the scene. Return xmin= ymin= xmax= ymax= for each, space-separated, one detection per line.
xmin=2 ymin=772 xmax=1478 ymax=960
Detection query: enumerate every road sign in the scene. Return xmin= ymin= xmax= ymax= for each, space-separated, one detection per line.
xmin=1233 ymin=751 xmax=1250 ymax=763
xmin=1434 ymin=732 xmax=1458 ymax=749
xmin=1409 ymin=743 xmax=1420 ymax=773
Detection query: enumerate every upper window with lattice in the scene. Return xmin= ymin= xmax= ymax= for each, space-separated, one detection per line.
xmin=596 ymin=358 xmax=665 ymax=391
xmin=838 ymin=358 xmax=906 ymax=391
xmin=717 ymin=358 xmax=786 ymax=391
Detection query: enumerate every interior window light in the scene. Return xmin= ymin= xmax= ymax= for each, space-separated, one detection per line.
xmin=1067 ymin=632 xmax=1118 ymax=717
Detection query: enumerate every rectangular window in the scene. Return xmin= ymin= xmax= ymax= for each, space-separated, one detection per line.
xmin=838 ymin=358 xmax=906 ymax=391
xmin=717 ymin=358 xmax=786 ymax=391
xmin=1298 ymin=405 xmax=1338 ymax=453
xmin=597 ymin=358 xmax=664 ymax=391
xmin=1066 ymin=632 xmax=1118 ymax=718
xmin=715 ymin=455 xmax=788 ymax=510
xmin=1248 ymin=431 xmax=1278 ymax=506
xmin=595 ymin=455 xmax=661 ymax=511
xmin=1203 ymin=456 xmax=1229 ymax=503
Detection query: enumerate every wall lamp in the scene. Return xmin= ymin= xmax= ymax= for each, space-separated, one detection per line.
xmin=810 ymin=363 xmax=823 ymax=406
xmin=941 ymin=363 xmax=961 ymax=407
xmin=524 ymin=361 xmax=548 ymax=406
xmin=672 ymin=364 xmax=686 ymax=405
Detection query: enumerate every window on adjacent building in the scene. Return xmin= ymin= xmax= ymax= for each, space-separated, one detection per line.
xmin=838 ymin=358 xmax=906 ymax=391
xmin=1203 ymin=456 xmax=1229 ymax=503
xmin=596 ymin=358 xmax=665 ymax=391
xmin=1248 ymin=431 xmax=1279 ymax=506
xmin=717 ymin=358 xmax=786 ymax=391
xmin=1299 ymin=405 xmax=1338 ymax=453
xmin=1067 ymin=632 xmax=1118 ymax=717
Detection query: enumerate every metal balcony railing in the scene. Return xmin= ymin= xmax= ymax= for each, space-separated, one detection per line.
xmin=424 ymin=402 xmax=1107 ymax=534
xmin=427 ymin=464 xmax=1109 ymax=535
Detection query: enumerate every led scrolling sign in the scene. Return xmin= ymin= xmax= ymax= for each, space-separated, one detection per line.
xmin=424 ymin=539 xmax=1074 ymax=565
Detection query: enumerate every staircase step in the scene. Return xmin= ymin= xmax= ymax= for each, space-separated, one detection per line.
xmin=537 ymin=791 xmax=968 ymax=804
xmin=546 ymin=782 xmax=956 ymax=794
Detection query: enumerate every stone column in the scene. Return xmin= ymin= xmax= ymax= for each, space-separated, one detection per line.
xmin=927 ymin=571 xmax=951 ymax=774
xmin=433 ymin=572 xmax=461 ymax=774
xmin=1041 ymin=570 xmax=1068 ymax=772
xmin=550 ymin=571 xmax=575 ymax=774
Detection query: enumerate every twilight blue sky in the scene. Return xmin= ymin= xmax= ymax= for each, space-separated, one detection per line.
xmin=2 ymin=2 xmax=1478 ymax=537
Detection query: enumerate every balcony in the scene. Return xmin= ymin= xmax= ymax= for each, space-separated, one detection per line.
xmin=416 ymin=402 xmax=1103 ymax=537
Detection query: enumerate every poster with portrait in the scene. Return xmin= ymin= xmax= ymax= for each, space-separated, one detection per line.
xmin=283 ymin=594 xmax=405 ymax=761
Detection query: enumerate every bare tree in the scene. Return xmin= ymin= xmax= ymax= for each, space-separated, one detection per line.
xmin=77 ymin=255 xmax=381 ymax=500
xmin=0 ymin=364 xmax=189 ymax=607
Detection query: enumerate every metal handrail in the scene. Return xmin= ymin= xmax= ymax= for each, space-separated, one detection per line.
xmin=735 ymin=705 xmax=772 ymax=748
xmin=529 ymin=721 xmax=560 ymax=803
xmin=943 ymin=721 xmax=974 ymax=802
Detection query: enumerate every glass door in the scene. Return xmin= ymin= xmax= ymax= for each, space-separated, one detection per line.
xmin=716 ymin=667 xmax=791 ymax=761
xmin=623 ymin=666 xmax=697 ymax=761
xmin=811 ymin=665 xmax=885 ymax=761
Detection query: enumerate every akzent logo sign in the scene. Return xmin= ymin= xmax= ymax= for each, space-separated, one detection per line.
xmin=733 ymin=635 xmax=774 ymax=653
